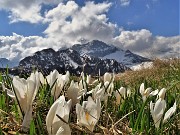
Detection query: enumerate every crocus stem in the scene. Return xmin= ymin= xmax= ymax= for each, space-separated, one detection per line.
xmin=22 ymin=105 xmax=33 ymax=132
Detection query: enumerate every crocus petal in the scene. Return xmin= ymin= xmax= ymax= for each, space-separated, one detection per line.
xmin=76 ymin=96 xmax=101 ymax=132
xmin=76 ymin=103 xmax=83 ymax=125
xmin=163 ymin=101 xmax=176 ymax=123
xmin=13 ymin=76 xmax=26 ymax=99
xmin=94 ymin=88 xmax=105 ymax=101
xmin=150 ymin=101 xmax=154 ymax=117
xmin=56 ymin=127 xmax=64 ymax=135
xmin=150 ymin=99 xmax=166 ymax=128
xmin=154 ymin=99 xmax=166 ymax=116
xmin=86 ymin=75 xmax=91 ymax=84
xmin=104 ymin=81 xmax=114 ymax=95
xmin=67 ymin=81 xmax=79 ymax=106
xmin=13 ymin=76 xmax=28 ymax=112
xmin=139 ymin=83 xmax=144 ymax=96
xmin=86 ymin=96 xmax=97 ymax=111
xmin=149 ymin=89 xmax=159 ymax=96
xmin=119 ymin=87 xmax=126 ymax=98
xmin=2 ymin=84 xmax=15 ymax=99
xmin=46 ymin=99 xmax=60 ymax=134
xmin=104 ymin=72 xmax=112 ymax=83
xmin=158 ymin=88 xmax=166 ymax=99
xmin=56 ymin=125 xmax=71 ymax=135
xmin=46 ymin=95 xmax=71 ymax=135
xmin=96 ymin=98 xmax=101 ymax=120
xmin=55 ymin=97 xmax=72 ymax=123
xmin=144 ymin=88 xmax=152 ymax=95
xmin=47 ymin=70 xmax=59 ymax=96
xmin=27 ymin=80 xmax=36 ymax=106
xmin=39 ymin=72 xmax=46 ymax=84
xmin=115 ymin=90 xmax=121 ymax=105
xmin=127 ymin=89 xmax=131 ymax=97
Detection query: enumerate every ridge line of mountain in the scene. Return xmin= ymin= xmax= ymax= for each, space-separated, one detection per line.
xmin=0 ymin=40 xmax=151 ymax=75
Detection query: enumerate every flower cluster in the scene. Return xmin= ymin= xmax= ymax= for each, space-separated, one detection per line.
xmin=139 ymin=83 xmax=176 ymax=128
xmin=2 ymin=70 xmax=177 ymax=134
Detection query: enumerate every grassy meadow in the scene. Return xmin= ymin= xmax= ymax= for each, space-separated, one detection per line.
xmin=0 ymin=59 xmax=179 ymax=135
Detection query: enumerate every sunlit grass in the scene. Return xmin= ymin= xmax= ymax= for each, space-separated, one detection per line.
xmin=0 ymin=59 xmax=179 ymax=134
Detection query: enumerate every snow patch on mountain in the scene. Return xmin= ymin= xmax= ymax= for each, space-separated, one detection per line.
xmin=130 ymin=62 xmax=153 ymax=71
xmin=102 ymin=50 xmax=126 ymax=63
xmin=72 ymin=40 xmax=151 ymax=67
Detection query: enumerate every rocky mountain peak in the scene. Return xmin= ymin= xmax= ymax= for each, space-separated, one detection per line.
xmin=16 ymin=40 xmax=150 ymax=75
xmin=71 ymin=40 xmax=117 ymax=57
xmin=18 ymin=46 xmax=130 ymax=75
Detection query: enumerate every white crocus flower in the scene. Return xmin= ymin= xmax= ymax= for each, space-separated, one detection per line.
xmin=88 ymin=83 xmax=106 ymax=101
xmin=103 ymin=72 xmax=114 ymax=96
xmin=150 ymin=98 xmax=166 ymax=128
xmin=140 ymin=83 xmax=158 ymax=102
xmin=150 ymin=99 xmax=176 ymax=128
xmin=39 ymin=72 xmax=46 ymax=85
xmin=115 ymin=87 xmax=126 ymax=105
xmin=67 ymin=80 xmax=80 ymax=107
xmin=127 ymin=88 xmax=131 ymax=97
xmin=86 ymin=74 xmax=91 ymax=85
xmin=46 ymin=95 xmax=72 ymax=135
xmin=76 ymin=96 xmax=101 ymax=132
xmin=5 ymin=71 xmax=41 ymax=131
xmin=104 ymin=72 xmax=112 ymax=83
xmin=88 ymin=83 xmax=111 ymax=107
xmin=78 ymin=76 xmax=88 ymax=97
xmin=163 ymin=101 xmax=176 ymax=123
xmin=46 ymin=69 xmax=59 ymax=95
xmin=47 ymin=70 xmax=70 ymax=100
xmin=158 ymin=88 xmax=166 ymax=99
xmin=104 ymin=81 xmax=114 ymax=95
xmin=53 ymin=71 xmax=70 ymax=100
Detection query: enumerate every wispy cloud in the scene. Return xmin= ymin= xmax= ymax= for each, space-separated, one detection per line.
xmin=146 ymin=4 xmax=150 ymax=9
xmin=113 ymin=29 xmax=180 ymax=58
xmin=120 ymin=0 xmax=131 ymax=7
xmin=0 ymin=0 xmax=63 ymax=23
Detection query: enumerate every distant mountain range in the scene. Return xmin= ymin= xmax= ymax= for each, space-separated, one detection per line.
xmin=19 ymin=48 xmax=130 ymax=75
xmin=71 ymin=40 xmax=150 ymax=66
xmin=0 ymin=40 xmax=151 ymax=75
xmin=0 ymin=58 xmax=16 ymax=68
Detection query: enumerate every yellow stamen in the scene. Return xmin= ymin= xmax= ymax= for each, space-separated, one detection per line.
xmin=85 ymin=112 xmax=90 ymax=121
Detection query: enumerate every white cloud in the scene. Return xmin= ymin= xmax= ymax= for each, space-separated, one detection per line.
xmin=0 ymin=33 xmax=64 ymax=64
xmin=120 ymin=0 xmax=131 ymax=7
xmin=44 ymin=1 xmax=116 ymax=44
xmin=0 ymin=0 xmax=63 ymax=23
xmin=1 ymin=29 xmax=179 ymax=67
xmin=146 ymin=4 xmax=150 ymax=9
xmin=113 ymin=29 xmax=180 ymax=58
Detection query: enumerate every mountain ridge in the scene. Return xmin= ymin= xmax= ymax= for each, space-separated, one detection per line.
xmin=1 ymin=40 xmax=151 ymax=75
xmin=19 ymin=47 xmax=130 ymax=75
xmin=71 ymin=40 xmax=150 ymax=66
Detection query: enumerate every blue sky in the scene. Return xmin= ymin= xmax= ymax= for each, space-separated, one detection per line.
xmin=108 ymin=0 xmax=179 ymax=36
xmin=0 ymin=0 xmax=179 ymax=37
xmin=0 ymin=0 xmax=179 ymax=64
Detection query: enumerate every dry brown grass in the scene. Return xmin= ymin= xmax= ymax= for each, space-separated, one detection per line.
xmin=115 ymin=58 xmax=180 ymax=87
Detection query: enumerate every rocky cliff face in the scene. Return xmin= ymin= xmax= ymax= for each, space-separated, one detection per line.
xmin=18 ymin=40 xmax=151 ymax=75
xmin=19 ymin=48 xmax=130 ymax=75
xmin=72 ymin=40 xmax=150 ymax=66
